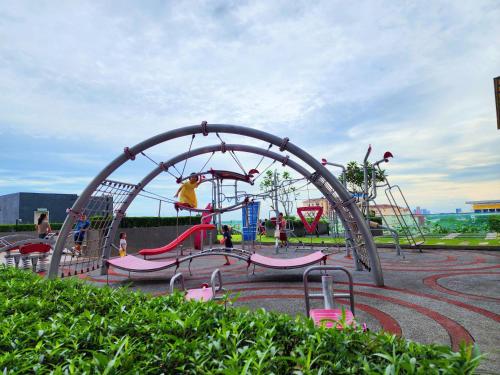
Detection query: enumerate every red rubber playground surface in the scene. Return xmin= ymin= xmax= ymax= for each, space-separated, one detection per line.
xmin=84 ymin=247 xmax=500 ymax=373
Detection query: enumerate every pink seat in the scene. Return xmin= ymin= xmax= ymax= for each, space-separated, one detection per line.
xmin=19 ymin=243 xmax=51 ymax=254
xmin=309 ymin=309 xmax=355 ymax=328
xmin=250 ymin=251 xmax=326 ymax=269
xmin=107 ymin=255 xmax=177 ymax=272
xmin=185 ymin=287 xmax=215 ymax=301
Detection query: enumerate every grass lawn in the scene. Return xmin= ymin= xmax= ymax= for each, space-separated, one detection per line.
xmin=220 ymin=234 xmax=500 ymax=247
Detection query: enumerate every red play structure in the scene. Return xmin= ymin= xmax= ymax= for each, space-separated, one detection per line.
xmin=194 ymin=203 xmax=213 ymax=250
xmin=297 ymin=206 xmax=324 ymax=234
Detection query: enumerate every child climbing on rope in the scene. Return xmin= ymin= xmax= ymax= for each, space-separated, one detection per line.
xmin=174 ymin=173 xmax=201 ymax=208
xmin=73 ymin=214 xmax=90 ymax=256
xmin=221 ymin=224 xmax=232 ymax=265
xmin=119 ymin=232 xmax=127 ymax=257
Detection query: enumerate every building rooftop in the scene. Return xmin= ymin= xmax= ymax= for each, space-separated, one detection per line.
xmin=465 ymin=200 xmax=500 ymax=205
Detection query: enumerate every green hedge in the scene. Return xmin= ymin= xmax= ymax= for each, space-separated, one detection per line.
xmin=0 ymin=217 xmax=200 ymax=232
xmin=0 ymin=223 xmax=63 ymax=233
xmin=0 ymin=267 xmax=482 ymax=374
xmin=488 ymin=215 xmax=500 ymax=232
xmin=119 ymin=216 xmax=201 ymax=228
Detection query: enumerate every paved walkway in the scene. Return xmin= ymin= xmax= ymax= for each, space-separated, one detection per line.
xmin=81 ymin=247 xmax=499 ymax=373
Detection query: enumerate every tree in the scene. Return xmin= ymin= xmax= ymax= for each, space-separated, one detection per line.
xmin=342 ymin=161 xmax=387 ymax=195
xmin=259 ymin=170 xmax=297 ymax=216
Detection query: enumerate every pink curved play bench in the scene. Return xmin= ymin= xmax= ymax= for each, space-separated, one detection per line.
xmin=106 ymin=255 xmax=178 ymax=273
xmin=250 ymin=251 xmax=326 ymax=269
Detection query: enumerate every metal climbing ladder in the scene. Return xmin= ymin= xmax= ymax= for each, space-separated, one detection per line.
xmin=382 ymin=183 xmax=425 ymax=248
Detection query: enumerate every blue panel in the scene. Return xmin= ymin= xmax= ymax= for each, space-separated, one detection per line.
xmin=242 ymin=202 xmax=260 ymax=241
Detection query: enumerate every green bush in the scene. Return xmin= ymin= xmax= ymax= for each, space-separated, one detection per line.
xmin=487 ymin=215 xmax=500 ymax=232
xmin=0 ymin=267 xmax=482 ymax=374
xmin=119 ymin=216 xmax=201 ymax=228
xmin=265 ymin=216 xmax=330 ymax=236
xmin=0 ymin=217 xmax=199 ymax=233
xmin=369 ymin=216 xmax=383 ymax=225
xmin=0 ymin=223 xmax=63 ymax=233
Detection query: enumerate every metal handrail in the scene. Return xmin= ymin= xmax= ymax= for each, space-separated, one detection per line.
xmin=169 ymin=272 xmax=185 ymax=293
xmin=303 ymin=265 xmax=355 ymax=317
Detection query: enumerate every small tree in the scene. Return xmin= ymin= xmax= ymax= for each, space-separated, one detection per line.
xmin=342 ymin=161 xmax=387 ymax=195
xmin=259 ymin=170 xmax=297 ymax=216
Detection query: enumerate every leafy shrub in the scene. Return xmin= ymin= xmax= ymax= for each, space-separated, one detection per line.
xmin=487 ymin=215 xmax=500 ymax=232
xmin=119 ymin=216 xmax=201 ymax=228
xmin=265 ymin=216 xmax=329 ymax=236
xmin=0 ymin=267 xmax=482 ymax=374
xmin=0 ymin=223 xmax=63 ymax=233
xmin=369 ymin=216 xmax=383 ymax=225
xmin=0 ymin=217 xmax=199 ymax=232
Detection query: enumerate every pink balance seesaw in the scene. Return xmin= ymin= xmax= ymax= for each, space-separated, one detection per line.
xmin=169 ymin=268 xmax=225 ymax=302
xmin=303 ymin=265 xmax=356 ymax=328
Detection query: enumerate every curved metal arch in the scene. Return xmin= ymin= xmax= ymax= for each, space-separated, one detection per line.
xmin=49 ymin=124 xmax=383 ymax=286
xmin=96 ymin=143 xmax=377 ymax=284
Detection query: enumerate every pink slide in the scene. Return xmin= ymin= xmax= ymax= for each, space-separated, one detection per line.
xmin=194 ymin=204 xmax=213 ymax=250
xmin=139 ymin=224 xmax=215 ymax=257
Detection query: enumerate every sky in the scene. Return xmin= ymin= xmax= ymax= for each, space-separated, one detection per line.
xmin=0 ymin=0 xmax=499 ymax=218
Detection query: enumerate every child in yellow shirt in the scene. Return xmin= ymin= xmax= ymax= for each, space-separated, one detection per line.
xmin=174 ymin=173 xmax=201 ymax=208
xmin=119 ymin=232 xmax=127 ymax=257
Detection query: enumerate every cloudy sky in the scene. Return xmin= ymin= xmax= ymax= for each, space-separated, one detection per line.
xmin=0 ymin=0 xmax=499 ymax=217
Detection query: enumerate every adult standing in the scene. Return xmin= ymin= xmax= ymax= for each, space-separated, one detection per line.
xmin=36 ymin=213 xmax=51 ymax=239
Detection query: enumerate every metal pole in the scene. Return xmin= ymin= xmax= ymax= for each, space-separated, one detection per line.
xmin=322 ymin=275 xmax=335 ymax=309
xmin=274 ymin=170 xmax=280 ymax=254
xmin=363 ymin=145 xmax=372 ymax=219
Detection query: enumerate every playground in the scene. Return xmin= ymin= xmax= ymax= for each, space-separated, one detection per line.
xmin=1 ymin=123 xmax=498 ymax=372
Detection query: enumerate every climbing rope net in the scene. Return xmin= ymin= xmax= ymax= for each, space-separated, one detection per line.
xmin=57 ymin=180 xmax=136 ymax=277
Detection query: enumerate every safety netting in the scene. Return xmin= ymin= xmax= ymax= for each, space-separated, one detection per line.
xmin=57 ymin=179 xmax=136 ymax=277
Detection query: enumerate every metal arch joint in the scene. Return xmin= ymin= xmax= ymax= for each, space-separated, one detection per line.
xmin=201 ymin=121 xmax=208 ymax=136
xmin=281 ymin=155 xmax=290 ymax=166
xmin=308 ymin=172 xmax=319 ymax=183
xmin=159 ymin=162 xmax=167 ymax=171
xmin=220 ymin=141 xmax=227 ymax=153
xmin=342 ymin=196 xmax=357 ymax=207
xmin=123 ymin=147 xmax=136 ymax=160
xmin=114 ymin=210 xmax=125 ymax=218
xmin=65 ymin=208 xmax=81 ymax=218
xmin=279 ymin=137 xmax=289 ymax=151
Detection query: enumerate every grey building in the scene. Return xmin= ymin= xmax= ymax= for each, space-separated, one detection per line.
xmin=0 ymin=193 xmax=77 ymax=224
xmin=0 ymin=192 xmax=115 ymax=224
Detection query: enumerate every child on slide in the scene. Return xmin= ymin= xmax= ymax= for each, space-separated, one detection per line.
xmin=174 ymin=173 xmax=201 ymax=208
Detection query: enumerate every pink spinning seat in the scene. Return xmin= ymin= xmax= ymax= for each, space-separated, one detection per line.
xmin=185 ymin=287 xmax=215 ymax=301
xmin=309 ymin=309 xmax=355 ymax=328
